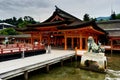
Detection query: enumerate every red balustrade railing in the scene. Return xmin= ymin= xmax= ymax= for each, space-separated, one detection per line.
xmin=112 ymin=45 xmax=120 ymax=50
xmin=0 ymin=43 xmax=45 ymax=54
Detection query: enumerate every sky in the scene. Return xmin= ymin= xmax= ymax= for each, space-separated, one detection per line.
xmin=0 ymin=0 xmax=120 ymax=22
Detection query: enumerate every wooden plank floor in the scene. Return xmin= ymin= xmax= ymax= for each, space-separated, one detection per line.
xmin=0 ymin=50 xmax=75 ymax=80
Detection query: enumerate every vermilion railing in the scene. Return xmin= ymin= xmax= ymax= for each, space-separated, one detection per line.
xmin=0 ymin=43 xmax=45 ymax=54
xmin=103 ymin=45 xmax=111 ymax=50
xmin=103 ymin=45 xmax=120 ymax=50
xmin=112 ymin=45 xmax=120 ymax=50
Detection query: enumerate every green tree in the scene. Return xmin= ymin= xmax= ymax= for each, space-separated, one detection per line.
xmin=18 ymin=21 xmax=29 ymax=28
xmin=83 ymin=14 xmax=90 ymax=21
xmin=12 ymin=17 xmax=18 ymax=26
xmin=0 ymin=19 xmax=2 ymax=23
xmin=18 ymin=16 xmax=37 ymax=28
xmin=91 ymin=18 xmax=97 ymax=21
xmin=23 ymin=16 xmax=36 ymax=24
xmin=0 ymin=30 xmax=8 ymax=35
xmin=17 ymin=17 xmax=23 ymax=24
xmin=0 ymin=16 xmax=38 ymax=28
xmin=0 ymin=28 xmax=18 ymax=35
xmin=3 ymin=18 xmax=13 ymax=25
xmin=116 ymin=13 xmax=120 ymax=19
xmin=110 ymin=11 xmax=116 ymax=20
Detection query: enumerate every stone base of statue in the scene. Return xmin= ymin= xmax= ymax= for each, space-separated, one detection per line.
xmin=80 ymin=52 xmax=107 ymax=73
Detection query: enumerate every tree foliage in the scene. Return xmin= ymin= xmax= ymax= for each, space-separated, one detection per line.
xmin=18 ymin=21 xmax=29 ymax=28
xmin=83 ymin=14 xmax=97 ymax=21
xmin=116 ymin=13 xmax=120 ymax=19
xmin=0 ymin=16 xmax=39 ymax=35
xmin=0 ymin=28 xmax=19 ymax=35
xmin=83 ymin=14 xmax=90 ymax=21
xmin=23 ymin=16 xmax=36 ymax=24
xmin=17 ymin=16 xmax=37 ymax=28
xmin=90 ymin=18 xmax=97 ymax=21
xmin=110 ymin=12 xmax=116 ymax=20
xmin=0 ymin=16 xmax=39 ymax=28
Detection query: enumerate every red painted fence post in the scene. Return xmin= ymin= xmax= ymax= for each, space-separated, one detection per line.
xmin=11 ymin=50 xmax=13 ymax=53
xmin=19 ymin=47 xmax=21 ymax=52
xmin=1 ymin=49 xmax=3 ymax=54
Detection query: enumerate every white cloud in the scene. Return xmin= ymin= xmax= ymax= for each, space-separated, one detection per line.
xmin=0 ymin=0 xmax=51 ymax=10
xmin=0 ymin=0 xmax=120 ymax=21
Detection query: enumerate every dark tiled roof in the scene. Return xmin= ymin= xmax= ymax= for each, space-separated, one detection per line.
xmin=27 ymin=20 xmax=72 ymax=27
xmin=97 ymin=20 xmax=120 ymax=37
xmin=106 ymin=30 xmax=120 ymax=37
xmin=22 ymin=6 xmax=83 ymax=28
xmin=57 ymin=20 xmax=107 ymax=34
xmin=97 ymin=20 xmax=120 ymax=30
xmin=44 ymin=6 xmax=82 ymax=22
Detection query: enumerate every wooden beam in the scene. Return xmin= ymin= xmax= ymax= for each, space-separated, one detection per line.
xmin=110 ymin=39 xmax=113 ymax=56
xmin=75 ymin=47 xmax=77 ymax=61
xmin=80 ymin=35 xmax=82 ymax=50
xmin=46 ymin=64 xmax=50 ymax=73
xmin=31 ymin=34 xmax=33 ymax=44
xmin=61 ymin=60 xmax=63 ymax=66
xmin=64 ymin=32 xmax=67 ymax=50
xmin=24 ymin=71 xmax=28 ymax=80
xmin=71 ymin=37 xmax=74 ymax=49
xmin=39 ymin=32 xmax=42 ymax=43
xmin=77 ymin=38 xmax=79 ymax=48
xmin=85 ymin=37 xmax=87 ymax=50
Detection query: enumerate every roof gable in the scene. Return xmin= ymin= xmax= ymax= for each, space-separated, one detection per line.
xmin=43 ymin=6 xmax=82 ymax=23
xmin=50 ymin=15 xmax=64 ymax=22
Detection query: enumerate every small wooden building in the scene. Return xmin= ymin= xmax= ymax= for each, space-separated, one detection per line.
xmin=16 ymin=6 xmax=106 ymax=50
xmin=98 ymin=20 xmax=120 ymax=51
xmin=0 ymin=23 xmax=15 ymax=30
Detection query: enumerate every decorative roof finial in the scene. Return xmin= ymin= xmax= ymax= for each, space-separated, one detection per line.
xmin=55 ymin=5 xmax=58 ymax=9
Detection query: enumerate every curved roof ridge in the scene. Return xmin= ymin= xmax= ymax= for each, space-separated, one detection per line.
xmin=55 ymin=6 xmax=82 ymax=21
xmin=43 ymin=6 xmax=82 ymax=22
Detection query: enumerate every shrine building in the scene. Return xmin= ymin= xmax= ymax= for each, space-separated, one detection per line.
xmin=16 ymin=6 xmax=107 ymax=50
xmin=97 ymin=20 xmax=120 ymax=51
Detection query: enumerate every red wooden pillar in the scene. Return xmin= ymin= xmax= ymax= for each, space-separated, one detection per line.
xmin=31 ymin=33 xmax=33 ymax=45
xmin=1 ymin=49 xmax=3 ymax=54
xmin=85 ymin=37 xmax=87 ymax=50
xmin=77 ymin=38 xmax=79 ymax=48
xmin=38 ymin=32 xmax=42 ymax=48
xmin=60 ymin=37 xmax=62 ymax=46
xmin=64 ymin=32 xmax=67 ymax=50
xmin=110 ymin=39 xmax=113 ymax=56
xmin=80 ymin=35 xmax=82 ymax=50
xmin=71 ymin=37 xmax=74 ymax=49
xmin=54 ymin=37 xmax=56 ymax=47
xmin=39 ymin=32 xmax=42 ymax=43
xmin=47 ymin=35 xmax=50 ymax=45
